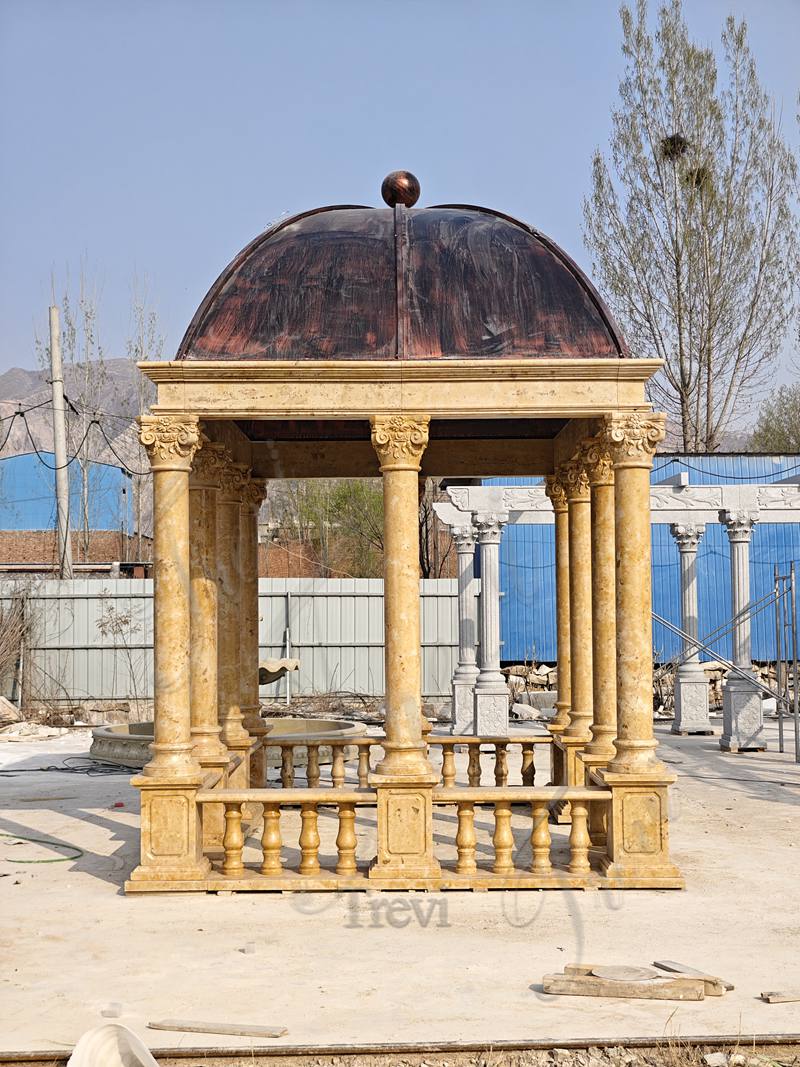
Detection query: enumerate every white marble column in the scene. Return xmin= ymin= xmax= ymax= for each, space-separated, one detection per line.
xmin=670 ymin=523 xmax=712 ymax=735
xmin=720 ymin=510 xmax=766 ymax=751
xmin=473 ymin=511 xmax=509 ymax=735
xmin=451 ymin=521 xmax=480 ymax=735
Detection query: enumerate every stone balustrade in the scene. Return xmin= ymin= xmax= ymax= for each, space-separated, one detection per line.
xmin=190 ymin=784 xmax=610 ymax=890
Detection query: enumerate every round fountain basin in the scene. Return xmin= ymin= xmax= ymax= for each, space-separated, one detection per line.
xmin=90 ymin=717 xmax=368 ymax=769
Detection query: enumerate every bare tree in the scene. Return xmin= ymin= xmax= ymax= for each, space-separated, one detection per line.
xmin=126 ymin=277 xmax=162 ymax=559
xmin=583 ymin=0 xmax=799 ymax=451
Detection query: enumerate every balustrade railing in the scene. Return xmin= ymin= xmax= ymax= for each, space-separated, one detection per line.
xmin=260 ymin=734 xmax=553 ymax=790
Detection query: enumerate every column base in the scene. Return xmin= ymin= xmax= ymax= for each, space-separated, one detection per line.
xmin=593 ymin=767 xmax=683 ymax=888
xmin=673 ymin=668 xmax=712 ymax=734
xmin=451 ymin=674 xmax=478 ymax=734
xmin=474 ymin=682 xmax=509 ymax=735
xmin=369 ymin=772 xmax=441 ymax=881
xmin=721 ymin=676 xmax=766 ymax=752
xmin=126 ymin=775 xmax=211 ymax=888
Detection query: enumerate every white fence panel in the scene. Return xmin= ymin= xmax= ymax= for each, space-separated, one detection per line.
xmin=1 ymin=577 xmax=457 ymax=703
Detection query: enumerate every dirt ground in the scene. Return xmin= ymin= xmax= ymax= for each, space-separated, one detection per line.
xmin=0 ymin=722 xmax=798 ymax=1058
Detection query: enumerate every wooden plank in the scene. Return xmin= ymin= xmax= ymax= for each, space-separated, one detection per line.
xmin=542 ymin=973 xmax=705 ymax=1001
xmin=653 ymin=959 xmax=733 ymax=994
xmin=148 ymin=1019 xmax=287 ymax=1039
xmin=760 ymin=991 xmax=800 ymax=1004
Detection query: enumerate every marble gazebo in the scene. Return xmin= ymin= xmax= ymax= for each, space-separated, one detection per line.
xmin=126 ymin=171 xmax=682 ymax=893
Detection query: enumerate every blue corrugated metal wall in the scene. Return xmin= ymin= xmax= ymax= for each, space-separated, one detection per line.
xmin=486 ymin=456 xmax=800 ymax=664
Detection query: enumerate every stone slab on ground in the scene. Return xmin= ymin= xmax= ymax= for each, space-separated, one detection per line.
xmin=0 ymin=725 xmax=799 ymax=1055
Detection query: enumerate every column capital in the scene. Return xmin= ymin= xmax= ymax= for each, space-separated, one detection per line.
xmin=139 ymin=415 xmax=201 ymax=472
xmin=722 ymin=510 xmax=757 ymax=542
xmin=243 ymin=476 xmax=268 ymax=512
xmin=473 ymin=511 xmax=508 ymax=543
xmin=218 ymin=460 xmax=250 ymax=502
xmin=583 ymin=437 xmax=615 ymax=487
xmin=190 ymin=436 xmax=229 ymax=488
xmin=451 ymin=523 xmax=477 ymax=552
xmin=544 ymin=473 xmax=568 ymax=513
xmin=600 ymin=411 xmax=666 ymax=469
xmin=562 ymin=457 xmax=591 ymax=503
xmin=670 ymin=522 xmax=705 ymax=551
xmin=370 ymin=415 xmax=430 ymax=472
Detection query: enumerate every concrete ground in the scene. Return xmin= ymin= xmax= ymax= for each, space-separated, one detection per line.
xmin=1 ymin=721 xmax=799 ymax=1056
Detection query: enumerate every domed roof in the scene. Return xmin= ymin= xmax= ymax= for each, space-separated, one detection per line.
xmin=177 ymin=175 xmax=627 ymax=361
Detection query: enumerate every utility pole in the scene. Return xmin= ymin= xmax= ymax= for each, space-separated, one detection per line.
xmin=49 ymin=306 xmax=73 ymax=579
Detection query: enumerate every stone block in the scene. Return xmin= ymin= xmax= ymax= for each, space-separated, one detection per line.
xmin=721 ymin=677 xmax=767 ymax=752
xmin=673 ymin=673 xmax=712 ymax=734
xmin=474 ymin=690 xmax=508 ymax=735
xmin=451 ymin=678 xmax=476 ymax=734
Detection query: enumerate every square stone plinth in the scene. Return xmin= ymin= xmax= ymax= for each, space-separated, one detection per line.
xmin=721 ymin=678 xmax=767 ymax=752
xmin=451 ymin=678 xmax=477 ymax=734
xmin=474 ymin=688 xmax=509 ymax=735
xmin=673 ymin=673 xmax=712 ymax=735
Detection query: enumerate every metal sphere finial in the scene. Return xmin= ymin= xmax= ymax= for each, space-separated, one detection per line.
xmin=381 ymin=170 xmax=421 ymax=207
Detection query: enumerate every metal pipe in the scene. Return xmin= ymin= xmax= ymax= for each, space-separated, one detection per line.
xmin=792 ymin=562 xmax=800 ymax=763
xmin=775 ymin=565 xmax=784 ymax=753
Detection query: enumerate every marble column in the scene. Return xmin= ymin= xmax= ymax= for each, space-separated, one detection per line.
xmin=217 ymin=459 xmax=252 ymax=787
xmin=188 ymin=439 xmax=228 ymax=765
xmin=670 ymin=523 xmax=712 ymax=735
xmin=583 ymin=439 xmax=617 ymax=760
xmin=563 ymin=457 xmax=593 ymax=743
xmin=597 ymin=412 xmax=682 ymax=887
xmin=451 ymin=521 xmax=480 ymax=735
xmin=473 ymin=511 xmax=510 ymax=736
xmin=545 ymin=473 xmax=571 ymax=732
xmin=720 ymin=510 xmax=766 ymax=751
xmin=369 ymin=414 xmax=439 ymax=881
xmin=128 ymin=415 xmax=209 ymax=884
xmin=241 ymin=477 xmax=268 ymax=785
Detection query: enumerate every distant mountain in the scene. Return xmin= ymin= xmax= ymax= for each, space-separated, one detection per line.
xmin=0 ymin=358 xmax=147 ymax=469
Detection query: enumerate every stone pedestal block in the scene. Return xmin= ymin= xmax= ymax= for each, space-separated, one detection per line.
xmin=452 ymin=674 xmax=478 ymax=734
xmin=673 ymin=667 xmax=712 ymax=734
xmin=474 ymin=688 xmax=509 ymax=735
xmin=127 ymin=778 xmax=211 ymax=885
xmin=721 ymin=676 xmax=767 ymax=751
xmin=369 ymin=776 xmax=441 ymax=881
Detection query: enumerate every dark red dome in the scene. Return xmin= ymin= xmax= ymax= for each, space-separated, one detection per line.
xmin=177 ymin=200 xmax=627 ymax=361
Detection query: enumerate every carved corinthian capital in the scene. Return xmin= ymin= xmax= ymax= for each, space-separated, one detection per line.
xmin=670 ymin=522 xmax=705 ymax=552
xmin=583 ymin=437 xmax=614 ymax=486
xmin=243 ymin=477 xmax=268 ymax=512
xmin=561 ymin=458 xmax=591 ymax=502
xmin=218 ymin=461 xmax=250 ymax=501
xmin=722 ymin=510 xmax=757 ymax=542
xmin=139 ymin=415 xmax=201 ymax=471
xmin=370 ymin=415 xmax=430 ymax=471
xmin=451 ymin=524 xmax=477 ymax=552
xmin=473 ymin=512 xmax=508 ymax=544
xmin=191 ymin=436 xmax=229 ymax=487
xmin=600 ymin=411 xmax=666 ymax=468
xmin=544 ymin=474 xmax=568 ymax=513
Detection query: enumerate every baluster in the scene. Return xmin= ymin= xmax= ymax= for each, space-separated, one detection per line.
xmin=261 ymin=742 xmax=271 ymax=788
xmin=306 ymin=744 xmax=321 ymax=788
xmin=494 ymin=742 xmax=509 ymax=786
xmin=530 ymin=800 xmax=552 ymax=873
xmin=568 ymin=800 xmax=591 ymax=875
xmin=467 ymin=744 xmax=482 ymax=787
xmin=331 ymin=744 xmax=346 ymax=788
xmin=456 ymin=801 xmax=477 ymax=873
xmin=357 ymin=743 xmax=371 ymax=787
xmin=222 ymin=801 xmax=245 ymax=877
xmin=589 ymin=799 xmax=607 ymax=847
xmin=441 ymin=744 xmax=457 ymax=788
xmin=299 ymin=802 xmax=321 ymax=874
xmin=336 ymin=802 xmax=357 ymax=875
xmin=260 ymin=802 xmax=282 ymax=875
xmin=521 ymin=742 xmax=536 ymax=787
xmin=280 ymin=745 xmax=295 ymax=788
xmin=492 ymin=800 xmax=514 ymax=875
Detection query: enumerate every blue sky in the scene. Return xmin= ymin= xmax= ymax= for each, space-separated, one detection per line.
xmin=1 ymin=0 xmax=798 ymax=379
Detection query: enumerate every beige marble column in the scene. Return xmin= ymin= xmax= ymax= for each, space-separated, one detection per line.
xmin=603 ymin=413 xmax=666 ymax=776
xmin=370 ymin=415 xmax=434 ymax=779
xmin=583 ymin=438 xmax=617 ymax=760
xmin=127 ymin=415 xmax=210 ymax=887
xmin=545 ymin=473 xmax=571 ymax=731
xmin=596 ymin=411 xmax=681 ymax=887
xmin=369 ymin=414 xmax=439 ymax=881
xmin=217 ymin=458 xmax=252 ymax=787
xmin=189 ymin=439 xmax=228 ymax=765
xmin=563 ymin=456 xmax=593 ymax=743
xmin=139 ymin=415 xmax=203 ymax=780
xmin=240 ymin=477 xmax=268 ymax=786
